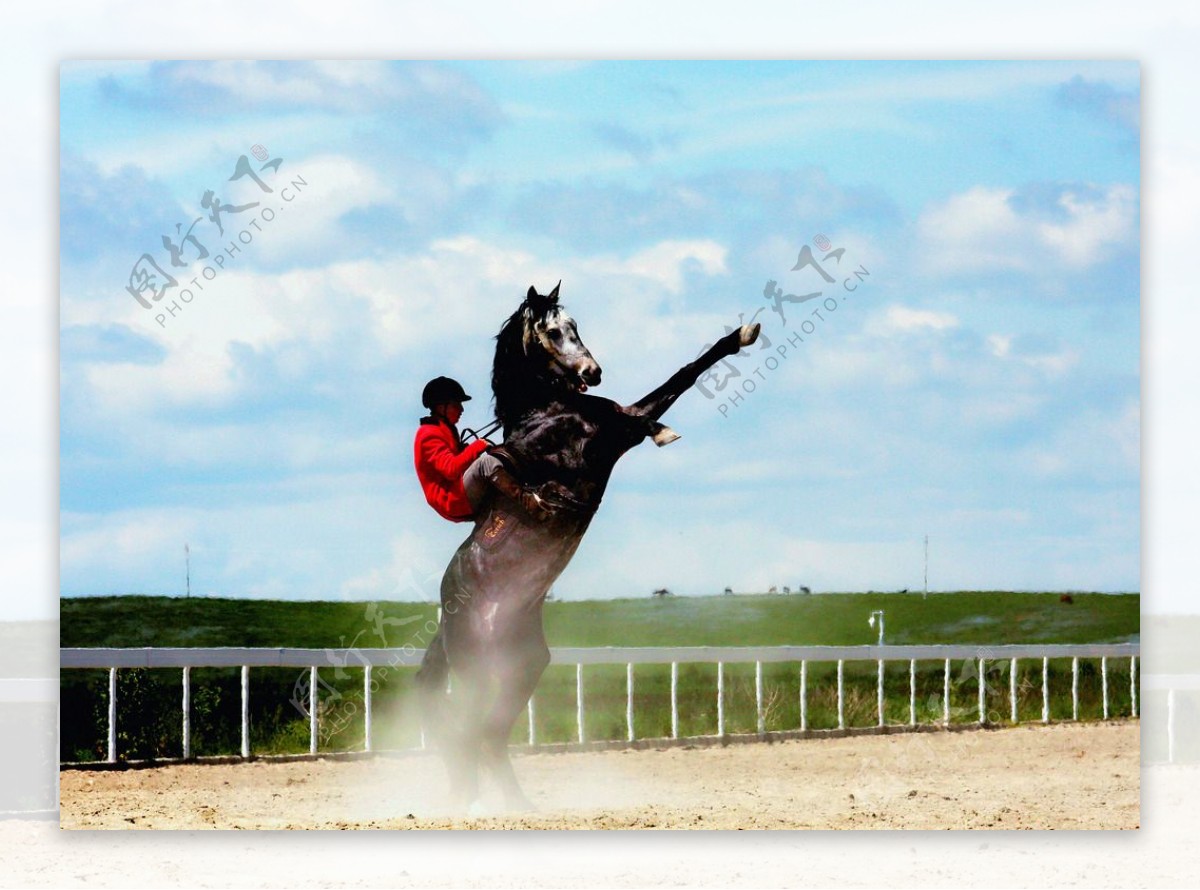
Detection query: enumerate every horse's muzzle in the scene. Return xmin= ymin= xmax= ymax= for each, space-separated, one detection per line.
xmin=580 ymin=363 xmax=602 ymax=387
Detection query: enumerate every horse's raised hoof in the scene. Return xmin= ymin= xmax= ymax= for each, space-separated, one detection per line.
xmin=651 ymin=423 xmax=681 ymax=447
xmin=739 ymin=322 xmax=761 ymax=348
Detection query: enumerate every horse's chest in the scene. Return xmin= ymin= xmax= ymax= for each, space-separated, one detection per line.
xmin=511 ymin=403 xmax=634 ymax=477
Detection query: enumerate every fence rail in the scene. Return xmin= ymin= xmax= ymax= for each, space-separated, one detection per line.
xmin=60 ymin=643 xmax=1140 ymax=765
xmin=61 ymin=643 xmax=1136 ymax=669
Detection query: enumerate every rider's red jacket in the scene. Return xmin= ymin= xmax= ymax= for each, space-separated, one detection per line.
xmin=413 ymin=417 xmax=489 ymax=522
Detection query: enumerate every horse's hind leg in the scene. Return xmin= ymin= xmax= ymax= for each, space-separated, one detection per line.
xmin=446 ymin=671 xmax=489 ymax=813
xmin=418 ymin=618 xmax=492 ymax=813
xmin=478 ymin=640 xmax=551 ymax=810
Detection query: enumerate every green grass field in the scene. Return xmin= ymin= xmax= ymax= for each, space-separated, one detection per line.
xmin=59 ymin=591 xmax=1139 ymax=761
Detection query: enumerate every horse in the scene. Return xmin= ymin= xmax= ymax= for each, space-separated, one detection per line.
xmin=416 ymin=281 xmax=760 ymax=811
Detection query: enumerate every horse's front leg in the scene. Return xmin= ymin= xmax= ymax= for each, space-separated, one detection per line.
xmin=627 ymin=322 xmax=760 ymax=426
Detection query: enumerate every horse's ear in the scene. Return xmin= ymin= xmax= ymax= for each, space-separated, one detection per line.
xmin=548 ymin=280 xmax=561 ymax=304
xmin=527 ymin=286 xmax=538 ymax=303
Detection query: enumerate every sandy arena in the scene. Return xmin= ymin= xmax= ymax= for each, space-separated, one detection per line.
xmin=59 ymin=722 xmax=1138 ymax=830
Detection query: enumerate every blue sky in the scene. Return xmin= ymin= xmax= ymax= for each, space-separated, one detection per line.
xmin=59 ymin=60 xmax=1140 ymax=602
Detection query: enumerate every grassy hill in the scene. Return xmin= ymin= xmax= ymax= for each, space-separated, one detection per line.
xmin=60 ymin=590 xmax=1139 ymax=649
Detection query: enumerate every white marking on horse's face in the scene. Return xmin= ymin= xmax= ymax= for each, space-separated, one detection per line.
xmin=528 ymin=306 xmax=602 ymax=389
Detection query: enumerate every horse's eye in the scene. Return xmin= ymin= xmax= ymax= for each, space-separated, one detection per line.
xmin=548 ymin=329 xmax=563 ymax=341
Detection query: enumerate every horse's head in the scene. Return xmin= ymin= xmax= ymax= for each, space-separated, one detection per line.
xmin=519 ymin=282 xmax=602 ymax=391
xmin=492 ymin=282 xmax=603 ymax=425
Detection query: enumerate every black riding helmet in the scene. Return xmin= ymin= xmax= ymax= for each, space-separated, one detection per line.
xmin=422 ymin=376 xmax=472 ymax=409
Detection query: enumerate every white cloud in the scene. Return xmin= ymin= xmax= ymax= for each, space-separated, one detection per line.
xmin=1021 ymin=349 xmax=1079 ymax=375
xmin=338 ymin=530 xmax=449 ymax=601
xmin=243 ymin=153 xmax=394 ymax=265
xmin=917 ymin=187 xmax=1025 ymax=273
xmin=60 ymin=488 xmax=455 ymax=601
xmin=1037 ymin=185 xmax=1137 ymax=267
xmin=151 ymin=61 xmax=495 ymax=117
xmin=984 ymin=332 xmax=1080 ymax=376
xmin=917 ymin=184 xmax=1137 ymax=275
xmin=582 ymin=239 xmax=728 ymax=294
xmin=61 ymin=511 xmax=196 ymax=590
xmin=741 ymin=62 xmax=1139 ymax=113
xmin=883 ymin=305 xmax=960 ymax=332
xmin=63 ymin=233 xmax=737 ymax=430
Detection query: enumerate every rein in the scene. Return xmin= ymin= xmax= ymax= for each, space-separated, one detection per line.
xmin=461 ymin=417 xmax=503 ymax=445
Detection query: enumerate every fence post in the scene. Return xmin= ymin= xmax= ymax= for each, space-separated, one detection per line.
xmin=527 ymin=694 xmax=535 ymax=746
xmin=836 ymin=660 xmax=845 ymax=730
xmin=309 ymin=665 xmax=318 ymax=755
xmin=576 ymin=663 xmax=584 ymax=744
xmin=1041 ymin=657 xmax=1049 ymax=723
xmin=756 ymin=661 xmax=765 ymax=735
xmin=717 ymin=662 xmax=725 ymax=737
xmin=1131 ymin=656 xmax=1137 ymax=718
xmin=877 ymin=659 xmax=885 ymax=728
xmin=942 ymin=658 xmax=950 ymax=726
xmin=1071 ymin=657 xmax=1079 ymax=721
xmin=363 ymin=665 xmax=372 ymax=753
xmin=107 ymin=667 xmax=117 ymax=764
xmin=978 ymin=658 xmax=986 ymax=725
xmin=1101 ymin=656 xmax=1109 ymax=720
xmin=909 ymin=659 xmax=916 ymax=727
xmin=800 ymin=661 xmax=808 ymax=731
xmin=182 ymin=666 xmax=191 ymax=760
xmin=626 ymin=663 xmax=634 ymax=743
xmin=1168 ymin=688 xmax=1176 ymax=764
xmin=241 ymin=665 xmax=250 ymax=758
xmin=670 ymin=662 xmax=679 ymax=740
xmin=1010 ymin=658 xmax=1018 ymax=724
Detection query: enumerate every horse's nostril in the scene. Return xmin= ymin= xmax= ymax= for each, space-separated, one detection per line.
xmin=584 ymin=366 xmax=602 ymax=386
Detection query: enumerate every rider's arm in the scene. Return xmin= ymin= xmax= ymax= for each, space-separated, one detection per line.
xmin=419 ymin=432 xmax=489 ymax=482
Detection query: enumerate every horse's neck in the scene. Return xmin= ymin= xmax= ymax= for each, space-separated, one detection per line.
xmin=495 ymin=369 xmax=560 ymax=427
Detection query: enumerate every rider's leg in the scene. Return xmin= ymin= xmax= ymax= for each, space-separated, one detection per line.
xmin=462 ymin=451 xmax=503 ymax=513
xmin=465 ymin=452 xmax=552 ymax=520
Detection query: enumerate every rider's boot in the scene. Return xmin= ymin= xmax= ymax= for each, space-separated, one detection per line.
xmin=488 ymin=464 xmax=553 ymax=521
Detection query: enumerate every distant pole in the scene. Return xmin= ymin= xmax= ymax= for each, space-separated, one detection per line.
xmin=923 ymin=535 xmax=928 ymax=598
xmin=869 ymin=610 xmax=885 ymax=645
xmin=185 ymin=543 xmax=191 ymax=598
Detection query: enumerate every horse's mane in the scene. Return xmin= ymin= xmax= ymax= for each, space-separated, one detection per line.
xmin=491 ymin=293 xmax=557 ymax=428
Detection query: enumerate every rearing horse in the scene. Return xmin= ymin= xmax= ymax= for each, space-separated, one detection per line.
xmin=416 ymin=282 xmax=759 ymax=810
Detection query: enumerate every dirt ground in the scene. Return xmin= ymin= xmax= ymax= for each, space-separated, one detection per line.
xmin=59 ymin=721 xmax=1138 ymax=830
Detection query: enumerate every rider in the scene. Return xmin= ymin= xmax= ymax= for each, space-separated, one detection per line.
xmin=414 ymin=376 xmax=550 ymax=522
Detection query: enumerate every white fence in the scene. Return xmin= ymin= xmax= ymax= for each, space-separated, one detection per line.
xmin=60 ymin=643 xmax=1139 ymax=764
xmin=1143 ymin=672 xmax=1200 ymax=764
